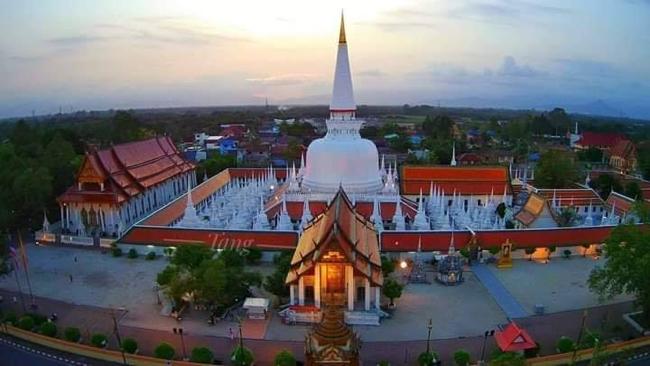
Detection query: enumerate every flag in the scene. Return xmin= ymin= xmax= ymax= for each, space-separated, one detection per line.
xmin=18 ymin=232 xmax=29 ymax=270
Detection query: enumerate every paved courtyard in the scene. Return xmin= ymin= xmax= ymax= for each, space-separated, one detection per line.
xmin=0 ymin=244 xmax=636 ymax=343
xmin=487 ymin=256 xmax=635 ymax=315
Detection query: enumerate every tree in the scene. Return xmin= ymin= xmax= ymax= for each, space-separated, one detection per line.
xmin=231 ymin=346 xmax=254 ymax=366
xmin=0 ymin=235 xmax=11 ymax=276
xmin=557 ymin=207 xmax=578 ymax=227
xmin=491 ymin=351 xmax=525 ymax=366
xmin=171 ymin=245 xmax=213 ymax=270
xmin=383 ymin=278 xmax=404 ymax=306
xmin=154 ymin=342 xmax=175 ymax=360
xmin=625 ymin=181 xmax=642 ymax=200
xmin=121 ymin=338 xmax=138 ymax=354
xmin=590 ymin=174 xmax=623 ymax=199
xmin=381 ymin=256 xmax=395 ymax=277
xmin=197 ymin=154 xmax=236 ymax=182
xmin=556 ymin=336 xmax=576 ymax=353
xmin=589 ymin=223 xmax=650 ymax=325
xmin=534 ymin=150 xmax=579 ymax=189
xmin=577 ymin=147 xmax=603 ymax=162
xmin=453 ymin=349 xmax=470 ymax=366
xmin=190 ymin=347 xmax=213 ymax=363
xmin=264 ymin=250 xmax=292 ymax=298
xmin=274 ymin=350 xmax=297 ymax=366
xmin=418 ymin=351 xmax=439 ymax=366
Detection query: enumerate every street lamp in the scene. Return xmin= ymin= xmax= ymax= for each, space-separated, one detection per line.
xmin=231 ymin=316 xmax=247 ymax=365
xmin=111 ymin=309 xmax=127 ymax=366
xmin=173 ymin=327 xmax=188 ymax=361
xmin=426 ymin=318 xmax=433 ymax=354
xmin=480 ymin=329 xmax=495 ymax=364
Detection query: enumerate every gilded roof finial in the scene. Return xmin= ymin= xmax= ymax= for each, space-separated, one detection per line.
xmin=339 ymin=10 xmax=346 ymax=44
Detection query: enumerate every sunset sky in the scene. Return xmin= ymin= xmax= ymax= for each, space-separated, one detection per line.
xmin=1 ymin=0 xmax=649 ymax=118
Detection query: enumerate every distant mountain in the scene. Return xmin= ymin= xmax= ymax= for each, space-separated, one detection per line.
xmin=537 ymin=99 xmax=624 ymax=118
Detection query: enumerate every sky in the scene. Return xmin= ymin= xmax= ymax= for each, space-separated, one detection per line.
xmin=1 ymin=0 xmax=649 ymax=119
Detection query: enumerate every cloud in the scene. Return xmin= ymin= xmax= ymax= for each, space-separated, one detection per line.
xmin=496 ymin=56 xmax=544 ymax=77
xmin=10 ymin=55 xmax=47 ymax=63
xmin=357 ymin=69 xmax=385 ymax=78
xmin=245 ymin=73 xmax=320 ymax=86
xmin=447 ymin=0 xmax=570 ymax=26
xmin=553 ymin=59 xmax=617 ymax=78
xmin=46 ymin=35 xmax=107 ymax=46
xmin=370 ymin=21 xmax=438 ymax=31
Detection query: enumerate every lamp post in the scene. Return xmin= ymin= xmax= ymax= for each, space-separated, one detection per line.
xmin=426 ymin=318 xmax=433 ymax=354
xmin=173 ymin=326 xmax=187 ymax=361
xmin=480 ymin=329 xmax=495 ymax=364
xmin=231 ymin=316 xmax=246 ymax=365
xmin=110 ymin=309 xmax=127 ymax=366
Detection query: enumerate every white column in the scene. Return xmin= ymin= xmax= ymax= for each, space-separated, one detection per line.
xmin=364 ymin=278 xmax=371 ymax=311
xmin=314 ymin=264 xmax=321 ymax=309
xmin=290 ymin=284 xmax=296 ymax=305
xmin=346 ymin=265 xmax=354 ymax=311
xmin=60 ymin=205 xmax=65 ymax=229
xmin=298 ymin=276 xmax=305 ymax=306
xmin=375 ymin=287 xmax=381 ymax=310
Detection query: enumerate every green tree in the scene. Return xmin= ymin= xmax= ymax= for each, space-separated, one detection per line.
xmin=274 ymin=350 xmax=297 ymax=366
xmin=0 ymin=235 xmax=11 ymax=276
xmin=534 ymin=150 xmax=579 ymax=189
xmin=590 ymin=174 xmax=623 ymax=199
xmin=578 ymin=147 xmax=603 ymax=162
xmin=264 ymin=250 xmax=293 ymax=298
xmin=624 ymin=181 xmax=642 ymax=200
xmin=491 ymin=351 xmax=525 ymax=366
xmin=453 ymin=349 xmax=471 ymax=366
xmin=171 ymin=244 xmax=213 ymax=270
xmin=121 ymin=338 xmax=138 ymax=354
xmin=190 ymin=347 xmax=213 ymax=363
xmin=154 ymin=342 xmax=175 ymax=360
xmin=383 ymin=278 xmax=404 ymax=306
xmin=418 ymin=351 xmax=439 ymax=366
xmin=381 ymin=256 xmax=396 ymax=277
xmin=231 ymin=346 xmax=254 ymax=366
xmin=197 ymin=154 xmax=237 ymax=182
xmin=110 ymin=111 xmax=144 ymax=144
xmin=558 ymin=207 xmax=578 ymax=227
xmin=589 ymin=224 xmax=650 ymax=325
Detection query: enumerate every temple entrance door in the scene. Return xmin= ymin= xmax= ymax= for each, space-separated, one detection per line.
xmin=322 ymin=264 xmax=346 ymax=305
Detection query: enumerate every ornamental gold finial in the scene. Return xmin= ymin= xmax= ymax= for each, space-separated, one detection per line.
xmin=339 ymin=10 xmax=346 ymax=44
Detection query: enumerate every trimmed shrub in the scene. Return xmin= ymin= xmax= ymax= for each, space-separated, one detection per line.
xmin=146 ymin=251 xmax=156 ymax=260
xmin=274 ymin=350 xmax=297 ymax=366
xmin=3 ymin=311 xmax=17 ymax=325
xmin=491 ymin=351 xmax=525 ymax=366
xmin=556 ymin=336 xmax=576 ymax=353
xmin=18 ymin=316 xmax=35 ymax=331
xmin=418 ymin=351 xmax=439 ymax=366
xmin=154 ymin=342 xmax=175 ymax=360
xmin=563 ymin=249 xmax=572 ymax=259
xmin=190 ymin=346 xmax=213 ymax=363
xmin=39 ymin=322 xmax=57 ymax=337
xmin=580 ymin=332 xmax=601 ymax=349
xmin=489 ymin=246 xmax=500 ymax=256
xmin=121 ymin=337 xmax=138 ymax=354
xmin=525 ymin=247 xmax=535 ymax=260
xmin=524 ymin=341 xmax=541 ymax=358
xmin=548 ymin=246 xmax=557 ymax=259
xmin=112 ymin=248 xmax=122 ymax=257
xmin=91 ymin=333 xmax=108 ymax=348
xmin=27 ymin=313 xmax=48 ymax=326
xmin=453 ymin=348 xmax=470 ymax=366
xmin=128 ymin=248 xmax=138 ymax=259
xmin=231 ymin=346 xmax=254 ymax=366
xmin=64 ymin=327 xmax=81 ymax=342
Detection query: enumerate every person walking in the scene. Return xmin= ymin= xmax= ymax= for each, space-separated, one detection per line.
xmin=69 ymin=274 xmax=73 ymax=283
xmin=229 ymin=327 xmax=234 ymax=340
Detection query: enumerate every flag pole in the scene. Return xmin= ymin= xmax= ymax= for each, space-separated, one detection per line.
xmin=18 ymin=231 xmax=35 ymax=308
xmin=12 ymin=262 xmax=27 ymax=313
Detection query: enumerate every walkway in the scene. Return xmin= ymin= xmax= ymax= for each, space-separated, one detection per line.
xmin=471 ymin=263 xmax=528 ymax=319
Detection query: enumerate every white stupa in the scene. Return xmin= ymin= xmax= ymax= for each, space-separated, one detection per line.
xmin=301 ymin=12 xmax=383 ymax=194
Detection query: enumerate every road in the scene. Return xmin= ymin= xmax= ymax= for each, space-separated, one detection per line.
xmin=0 ymin=334 xmax=117 ymax=366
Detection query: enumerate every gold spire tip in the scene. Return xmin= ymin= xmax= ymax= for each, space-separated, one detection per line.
xmin=339 ymin=11 xmax=346 ymax=44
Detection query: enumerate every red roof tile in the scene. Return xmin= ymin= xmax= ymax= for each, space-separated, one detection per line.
xmin=575 ymin=132 xmax=625 ymax=149
xmin=536 ymin=188 xmax=602 ymax=208
xmin=495 ymin=323 xmax=536 ymax=352
xmin=401 ymin=166 xmax=510 ymax=196
xmin=58 ymin=136 xmax=195 ymax=205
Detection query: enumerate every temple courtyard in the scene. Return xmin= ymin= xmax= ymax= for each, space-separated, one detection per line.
xmin=0 ymin=244 xmax=634 ymax=342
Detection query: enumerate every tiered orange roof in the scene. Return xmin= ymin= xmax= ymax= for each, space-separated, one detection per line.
xmin=58 ymin=136 xmax=195 ymax=204
xmin=536 ymin=188 xmax=602 ymax=208
xmin=285 ymin=188 xmax=383 ymax=287
xmin=515 ymin=193 xmax=556 ymax=226
xmin=401 ymin=165 xmax=510 ymax=196
xmin=604 ymin=191 xmax=636 ymax=217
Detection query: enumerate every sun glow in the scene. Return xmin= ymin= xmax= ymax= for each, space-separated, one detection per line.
xmin=167 ymin=0 xmax=408 ymax=37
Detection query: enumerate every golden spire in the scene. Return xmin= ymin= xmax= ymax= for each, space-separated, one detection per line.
xmin=339 ymin=10 xmax=346 ymax=44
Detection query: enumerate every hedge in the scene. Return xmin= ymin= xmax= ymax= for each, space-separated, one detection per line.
xmin=154 ymin=342 xmax=175 ymax=360
xmin=18 ymin=316 xmax=35 ymax=331
xmin=91 ymin=333 xmax=108 ymax=348
xmin=190 ymin=347 xmax=213 ymax=363
xmin=39 ymin=322 xmax=57 ymax=337
xmin=121 ymin=337 xmax=138 ymax=354
xmin=146 ymin=251 xmax=156 ymax=260
xmin=127 ymin=248 xmax=138 ymax=258
xmin=453 ymin=348 xmax=470 ymax=366
xmin=274 ymin=350 xmax=297 ymax=366
xmin=557 ymin=336 xmax=576 ymax=353
xmin=3 ymin=311 xmax=17 ymax=325
xmin=64 ymin=327 xmax=81 ymax=342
